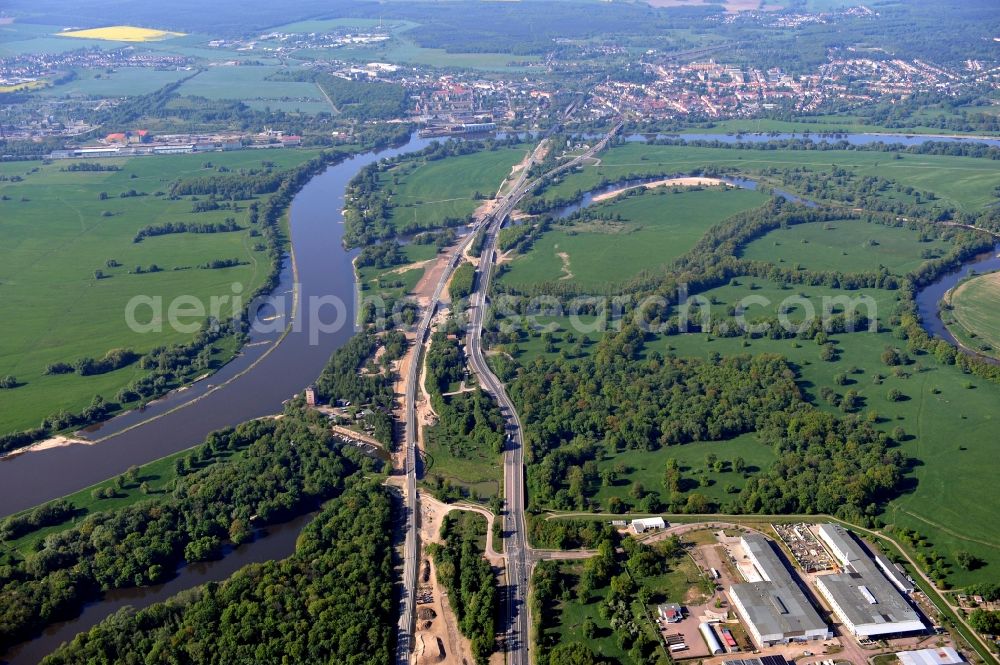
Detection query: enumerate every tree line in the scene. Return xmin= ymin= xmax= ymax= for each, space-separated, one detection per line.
xmin=133 ymin=218 xmax=242 ymax=243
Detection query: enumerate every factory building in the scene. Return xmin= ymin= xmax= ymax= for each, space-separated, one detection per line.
xmin=630 ymin=517 xmax=666 ymax=534
xmin=815 ymin=524 xmax=926 ymax=639
xmin=896 ymin=647 xmax=964 ymax=665
xmin=728 ymin=535 xmax=830 ymax=648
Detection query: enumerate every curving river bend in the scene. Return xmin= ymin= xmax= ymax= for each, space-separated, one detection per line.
xmin=0 ymin=134 xmax=435 ymax=517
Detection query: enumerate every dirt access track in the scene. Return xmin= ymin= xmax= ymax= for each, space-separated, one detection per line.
xmin=413 ymin=492 xmax=506 ymax=665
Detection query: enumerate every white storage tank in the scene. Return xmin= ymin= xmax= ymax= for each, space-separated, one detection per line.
xmin=699 ymin=622 xmax=724 ymax=655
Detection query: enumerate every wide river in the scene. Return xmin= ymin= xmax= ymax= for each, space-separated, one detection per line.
xmin=0 ymin=129 xmax=995 ymax=663
xmin=0 ymin=133 xmax=435 ymax=516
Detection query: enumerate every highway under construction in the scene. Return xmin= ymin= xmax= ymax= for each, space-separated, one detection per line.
xmin=395 ymin=118 xmax=621 ymax=665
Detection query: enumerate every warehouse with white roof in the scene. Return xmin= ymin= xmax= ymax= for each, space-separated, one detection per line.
xmin=815 ymin=524 xmax=926 ymax=639
xmin=896 ymin=647 xmax=964 ymax=665
xmin=728 ymin=534 xmax=830 ymax=647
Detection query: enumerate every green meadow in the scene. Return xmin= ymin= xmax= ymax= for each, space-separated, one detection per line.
xmin=944 ymin=272 xmax=1000 ymax=358
xmin=382 ymin=146 xmax=527 ymax=231
xmin=590 ymin=434 xmax=777 ymax=509
xmin=423 ymin=419 xmax=502 ymax=500
xmin=500 ymin=187 xmax=767 ymax=289
xmin=356 ymin=242 xmax=438 ymax=306
xmin=537 ymin=143 xmax=1000 ymax=213
xmin=265 ymin=18 xmax=389 ymax=33
xmin=38 ymin=68 xmax=193 ymax=97
xmin=0 ymin=149 xmax=320 ymax=435
xmin=336 ymin=37 xmax=541 ymax=72
xmin=663 ymin=324 xmax=1000 ymax=588
xmin=740 ymin=219 xmax=952 ymax=275
xmin=0 ymin=23 xmax=115 ymax=55
xmin=177 ymin=66 xmax=324 ymax=105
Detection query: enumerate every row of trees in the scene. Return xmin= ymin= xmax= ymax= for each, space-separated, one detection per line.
xmin=44 ymin=348 xmax=138 ymax=377
xmin=133 ymin=218 xmax=242 ymax=243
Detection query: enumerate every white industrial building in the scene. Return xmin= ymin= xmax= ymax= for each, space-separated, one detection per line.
xmin=875 ymin=552 xmax=916 ymax=594
xmin=728 ymin=535 xmax=830 ymax=648
xmin=897 ymin=647 xmax=964 ymax=665
xmin=630 ymin=517 xmax=666 ymax=534
xmin=815 ymin=524 xmax=926 ymax=639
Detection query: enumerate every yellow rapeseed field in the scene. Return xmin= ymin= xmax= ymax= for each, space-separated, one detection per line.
xmin=57 ymin=26 xmax=185 ymax=42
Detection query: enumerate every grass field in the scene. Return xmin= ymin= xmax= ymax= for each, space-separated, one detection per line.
xmin=659 ymin=324 xmax=1000 ymax=584
xmin=739 ymin=219 xmax=952 ymax=275
xmin=178 ymin=66 xmax=324 ymax=106
xmin=0 ymin=80 xmax=46 ymax=93
xmin=383 ymin=146 xmax=528 ymax=232
xmin=423 ymin=396 xmax=503 ymax=500
xmin=39 ymin=68 xmax=193 ymax=97
xmin=253 ymin=18 xmax=534 ymax=72
xmin=944 ymin=272 xmax=1000 ymax=357
xmin=537 ymin=143 xmax=1000 ymax=214
xmin=337 ymin=37 xmax=541 ymax=71
xmin=57 ymin=26 xmax=185 ymax=42
xmin=0 ymin=149 xmax=320 ymax=435
xmin=265 ymin=18 xmax=389 ymax=33
xmin=244 ymin=99 xmax=332 ymax=114
xmin=500 ymin=187 xmax=767 ymax=289
xmin=356 ymin=242 xmax=438 ymax=307
xmin=0 ymin=35 xmax=115 ymax=55
xmin=591 ymin=434 xmax=777 ymax=509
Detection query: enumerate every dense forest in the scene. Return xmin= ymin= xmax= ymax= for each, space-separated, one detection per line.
xmin=40 ymin=478 xmax=396 ymax=665
xmin=0 ymin=416 xmax=377 ymax=650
